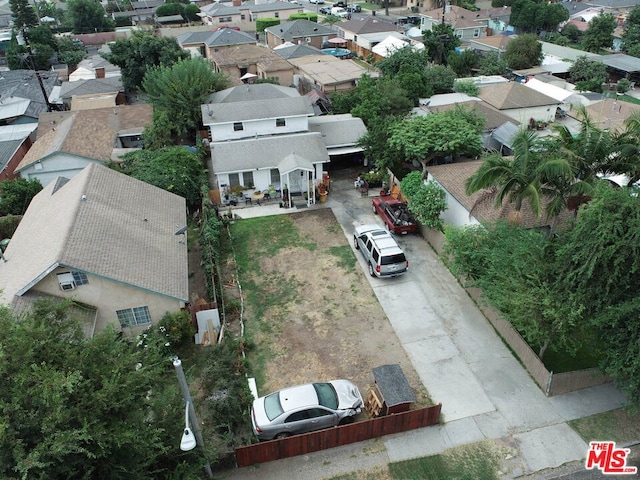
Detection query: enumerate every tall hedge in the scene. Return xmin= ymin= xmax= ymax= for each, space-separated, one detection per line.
xmin=289 ymin=13 xmax=318 ymax=21
xmin=256 ymin=18 xmax=280 ymax=32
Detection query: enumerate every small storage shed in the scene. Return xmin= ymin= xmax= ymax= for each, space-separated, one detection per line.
xmin=365 ymin=364 xmax=416 ymax=417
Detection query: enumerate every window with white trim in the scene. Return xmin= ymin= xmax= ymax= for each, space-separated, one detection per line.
xmin=242 ymin=171 xmax=254 ymax=186
xmin=233 ymin=122 xmax=244 ymax=131
xmin=473 ymin=28 xmax=480 ymax=38
xmin=228 ymin=173 xmax=240 ymax=186
xmin=270 ymin=169 xmax=279 ymax=184
xmin=276 ymin=118 xmax=286 ymax=127
xmin=117 ymin=306 xmax=152 ymax=328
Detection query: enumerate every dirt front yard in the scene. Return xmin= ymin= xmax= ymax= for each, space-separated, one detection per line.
xmin=225 ymin=207 xmax=430 ymax=409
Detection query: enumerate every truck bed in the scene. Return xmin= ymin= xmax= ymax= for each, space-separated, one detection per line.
xmin=372 ymin=196 xmax=417 ymax=235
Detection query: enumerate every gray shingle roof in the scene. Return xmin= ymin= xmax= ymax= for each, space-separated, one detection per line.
xmin=59 ymin=77 xmax=123 ymax=99
xmin=273 ymin=44 xmax=324 ymax=60
xmin=178 ymin=28 xmax=255 ymax=47
xmin=211 ymin=132 xmax=329 ymax=173
xmin=308 ymin=113 xmax=366 ymax=147
xmin=203 ymin=96 xmax=314 ymax=124
xmin=338 ymin=17 xmax=398 ymax=34
xmin=0 ymin=163 xmax=188 ymax=305
xmin=265 ymin=19 xmax=334 ymax=40
xmin=208 ymin=83 xmax=300 ymax=103
xmin=0 ymin=70 xmax=59 ymax=119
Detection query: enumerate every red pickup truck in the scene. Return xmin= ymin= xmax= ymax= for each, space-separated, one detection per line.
xmin=372 ymin=196 xmax=417 ymax=235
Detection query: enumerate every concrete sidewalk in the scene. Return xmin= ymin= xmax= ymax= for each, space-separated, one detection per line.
xmin=222 ymin=168 xmax=629 ymax=479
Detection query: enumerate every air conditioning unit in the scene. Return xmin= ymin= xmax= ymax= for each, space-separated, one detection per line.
xmin=57 ymin=272 xmax=76 ymax=291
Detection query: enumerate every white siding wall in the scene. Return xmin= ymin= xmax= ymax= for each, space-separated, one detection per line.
xmin=19 ymin=154 xmax=99 ymax=187
xmin=428 ymin=175 xmax=480 ymax=228
xmin=208 ymin=115 xmax=309 ymax=141
xmin=501 ymin=105 xmax=556 ymax=125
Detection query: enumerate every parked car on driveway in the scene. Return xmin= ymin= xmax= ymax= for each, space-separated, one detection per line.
xmin=354 ymin=224 xmax=408 ymax=278
xmin=333 ymin=1 xmax=347 ymax=7
xmin=346 ymin=4 xmax=361 ymax=12
xmin=309 ymin=0 xmax=325 ymax=4
xmin=251 ymin=380 xmax=363 ymax=441
xmin=319 ymin=6 xmax=330 ymax=14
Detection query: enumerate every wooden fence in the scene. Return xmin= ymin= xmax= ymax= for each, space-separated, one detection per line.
xmin=235 ymin=404 xmax=442 ymax=468
xmin=418 ymin=226 xmax=611 ymax=396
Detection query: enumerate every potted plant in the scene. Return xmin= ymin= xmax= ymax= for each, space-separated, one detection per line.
xmin=361 ymin=170 xmax=386 ymax=188
xmin=317 ymin=182 xmax=328 ymax=203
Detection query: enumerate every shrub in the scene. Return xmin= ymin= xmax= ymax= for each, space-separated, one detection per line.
xmin=158 ymin=311 xmax=195 ymax=346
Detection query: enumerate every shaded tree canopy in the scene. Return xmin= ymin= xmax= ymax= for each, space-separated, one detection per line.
xmin=9 ymin=0 xmax=38 ymax=29
xmin=142 ymin=57 xmax=228 ymax=143
xmin=504 ymin=34 xmax=543 ymax=69
xmin=66 ymin=0 xmax=115 ymax=33
xmin=0 ymin=178 xmax=42 ymax=216
xmin=118 ymin=146 xmax=208 ymax=207
xmin=102 ymin=32 xmax=190 ymax=92
xmin=509 ymin=0 xmax=568 ymax=33
xmin=568 ymin=55 xmax=608 ymax=92
xmin=581 ymin=13 xmax=616 ymax=53
xmin=422 ymin=23 xmax=461 ymax=64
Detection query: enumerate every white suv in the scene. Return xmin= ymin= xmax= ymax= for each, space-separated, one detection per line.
xmin=354 ymin=225 xmax=408 ymax=278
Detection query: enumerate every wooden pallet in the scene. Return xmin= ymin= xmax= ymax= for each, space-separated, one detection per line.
xmin=365 ymin=389 xmax=383 ymax=418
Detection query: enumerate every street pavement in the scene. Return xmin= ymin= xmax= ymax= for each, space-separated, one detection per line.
xmin=223 ymin=168 xmax=631 ymax=479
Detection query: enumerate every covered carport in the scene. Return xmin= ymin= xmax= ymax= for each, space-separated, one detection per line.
xmin=587 ymin=53 xmax=640 ymax=86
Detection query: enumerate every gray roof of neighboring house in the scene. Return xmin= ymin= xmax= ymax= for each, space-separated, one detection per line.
xmin=478 ymin=82 xmax=559 ymax=110
xmin=249 ymin=2 xmax=302 ymax=12
xmin=338 ymin=17 xmax=398 ymax=34
xmin=587 ymin=53 xmax=640 ymax=73
xmin=0 ymin=70 xmax=59 ymax=119
xmin=211 ymin=132 xmax=328 ymax=173
xmin=490 ymin=121 xmax=519 ymax=148
xmin=0 ymin=163 xmax=188 ymax=305
xmin=59 ymin=77 xmax=123 ymax=99
xmin=208 ymin=83 xmax=300 ymax=103
xmin=265 ymin=19 xmax=334 ymax=40
xmin=202 ymin=96 xmax=314 ymax=124
xmin=287 ymin=56 xmax=370 ymax=86
xmin=131 ymin=0 xmax=164 ymax=9
xmin=308 ymin=114 xmax=367 ymax=147
xmin=273 ymin=44 xmax=325 ymax=60
xmin=16 ymin=114 xmax=117 ymax=171
xmin=178 ymin=28 xmax=255 ymax=47
xmin=200 ymin=2 xmax=240 ymax=15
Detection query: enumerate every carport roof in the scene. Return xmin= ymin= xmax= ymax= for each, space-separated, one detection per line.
xmin=587 ymin=53 xmax=640 ymax=73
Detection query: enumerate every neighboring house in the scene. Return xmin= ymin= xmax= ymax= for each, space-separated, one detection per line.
xmin=69 ymin=55 xmax=121 ymax=82
xmin=337 ymin=17 xmax=398 ymax=58
xmin=477 ymin=82 xmax=560 ymax=125
xmin=0 ymin=123 xmax=38 ymax=181
xmin=468 ymin=34 xmax=512 ymax=58
xmin=473 ymin=6 xmax=512 ymax=34
xmin=423 ymin=94 xmax=521 ymax=154
xmin=287 ymin=54 xmax=372 ymax=93
xmin=0 ymin=163 xmax=188 ymax=336
xmin=265 ymin=19 xmax=334 ymax=50
xmin=272 ymin=43 xmax=325 ymax=60
xmin=586 ymin=53 xmax=640 ymax=83
xmin=427 ymin=160 xmax=571 ymax=229
xmin=14 ymin=114 xmax=117 ymax=186
xmin=37 ymin=104 xmax=153 ymax=149
xmin=209 ymin=44 xmax=294 ymax=86
xmin=177 ymin=28 xmax=256 ymax=59
xmin=199 ymin=2 xmax=302 ymax=27
xmin=111 ymin=0 xmax=165 ymax=25
xmin=522 ymin=77 xmax=574 ymax=113
xmin=419 ymin=5 xmax=487 ymax=42
xmin=202 ymin=84 xmax=363 ymax=202
xmin=0 ymin=70 xmax=59 ymax=124
xmin=577 ymin=97 xmax=640 ymax=132
xmin=58 ymin=77 xmax=125 ymax=110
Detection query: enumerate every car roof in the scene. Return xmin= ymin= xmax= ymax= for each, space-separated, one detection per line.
xmin=278 ymin=383 xmax=319 ymax=411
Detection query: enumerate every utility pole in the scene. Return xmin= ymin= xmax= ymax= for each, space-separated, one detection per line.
xmin=173 ymin=357 xmax=214 ymax=479
xmin=20 ymin=28 xmax=54 ymax=112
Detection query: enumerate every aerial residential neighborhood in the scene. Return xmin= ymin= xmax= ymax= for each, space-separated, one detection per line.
xmin=1 ymin=0 xmax=640 ymax=477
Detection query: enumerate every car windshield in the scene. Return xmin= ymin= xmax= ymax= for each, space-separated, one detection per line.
xmin=264 ymin=392 xmax=284 ymax=421
xmin=313 ymin=383 xmax=338 ymax=409
xmin=381 ymin=253 xmax=406 ymax=265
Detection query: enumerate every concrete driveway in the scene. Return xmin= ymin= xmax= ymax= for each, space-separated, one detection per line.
xmin=225 ymin=167 xmax=629 ymax=480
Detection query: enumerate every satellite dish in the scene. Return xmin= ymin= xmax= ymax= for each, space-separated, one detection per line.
xmin=180 ymin=428 xmax=196 ymax=451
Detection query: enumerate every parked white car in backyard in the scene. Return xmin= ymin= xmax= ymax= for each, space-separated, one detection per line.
xmin=251 ymin=379 xmax=363 ymax=441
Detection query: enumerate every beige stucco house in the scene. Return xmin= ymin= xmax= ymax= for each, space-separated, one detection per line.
xmin=209 ymin=44 xmax=295 ymax=86
xmin=0 ymin=163 xmax=188 ymax=336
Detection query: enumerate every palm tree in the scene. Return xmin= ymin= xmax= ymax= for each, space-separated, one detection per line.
xmin=608 ymin=111 xmax=640 ymax=186
xmin=465 ymin=129 xmax=547 ymax=223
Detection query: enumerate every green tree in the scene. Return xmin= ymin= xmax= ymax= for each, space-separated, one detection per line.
xmin=568 ymin=55 xmax=607 ymax=93
xmin=400 ymin=171 xmax=447 ymax=231
xmin=561 ymin=23 xmax=583 ymax=43
xmin=9 ymin=0 xmax=38 ymax=29
xmin=377 ymin=47 xmax=431 ymax=77
xmin=509 ymin=0 xmax=567 ymax=33
xmin=183 ymin=3 xmax=200 ymax=21
xmin=581 ymin=13 xmax=616 ymax=53
xmin=477 ymin=51 xmax=508 ymax=75
xmin=119 ymin=146 xmax=208 ymax=207
xmin=504 ymin=34 xmax=543 ymax=69
xmin=156 ymin=2 xmax=183 ymax=16
xmin=66 ymin=0 xmax=115 ymax=33
xmin=422 ymin=23 xmax=460 ymax=64
xmin=446 ymin=49 xmax=479 ymax=77
xmin=103 ymin=31 xmax=189 ymax=92
xmin=358 ymin=115 xmax=405 ymax=175
xmin=0 ymin=298 xmax=205 ymax=479
xmin=389 ymin=109 xmax=483 ymax=178
xmin=57 ymin=36 xmax=85 ymax=69
xmin=465 ymin=129 xmax=559 ymax=222
xmin=444 ymin=221 xmax=577 ymax=359
xmin=454 ymin=79 xmax=480 ymax=97
xmin=0 ymin=178 xmax=42 ymax=216
xmin=142 ymin=57 xmax=228 ymax=142
xmin=422 ymin=64 xmax=457 ymax=95
xmin=622 ymin=6 xmax=640 ymax=56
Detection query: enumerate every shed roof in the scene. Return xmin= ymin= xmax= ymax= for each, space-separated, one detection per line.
xmin=372 ymin=364 xmax=416 ymax=407
xmin=478 ymin=82 xmax=559 ymax=110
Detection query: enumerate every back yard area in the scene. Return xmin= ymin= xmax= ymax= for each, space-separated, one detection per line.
xmin=223 ymin=208 xmax=430 ymax=407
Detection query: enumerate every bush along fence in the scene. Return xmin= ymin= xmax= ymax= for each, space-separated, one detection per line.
xmin=418 ymin=226 xmax=611 ymax=397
